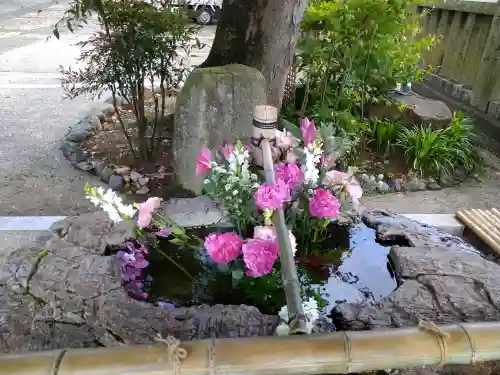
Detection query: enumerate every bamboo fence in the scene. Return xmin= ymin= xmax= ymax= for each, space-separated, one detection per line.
xmin=456 ymin=209 xmax=500 ymax=256
xmin=4 ymin=322 xmax=500 ymax=375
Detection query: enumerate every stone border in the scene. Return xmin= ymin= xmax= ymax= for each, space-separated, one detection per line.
xmin=59 ymin=96 xmax=153 ymax=195
xmin=0 ymin=210 xmax=465 ymax=236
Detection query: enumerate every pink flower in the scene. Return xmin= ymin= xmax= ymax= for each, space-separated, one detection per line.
xmin=196 ymin=146 xmax=212 ymax=176
xmin=253 ymin=225 xmax=297 ymax=255
xmin=137 ymin=197 xmax=162 ymax=229
xmin=300 ymin=117 xmax=316 ymax=148
xmin=242 ymin=239 xmax=279 ymax=277
xmin=309 ymin=188 xmax=340 ymax=219
xmin=275 ymin=163 xmax=303 ymax=190
xmin=219 ymin=143 xmax=234 ymax=161
xmin=204 ymin=232 xmax=244 ymax=264
xmin=324 ymin=170 xmax=363 ymax=204
xmin=253 ymin=182 xmax=290 ymax=211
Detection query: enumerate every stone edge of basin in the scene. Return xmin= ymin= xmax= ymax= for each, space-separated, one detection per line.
xmin=0 ymin=213 xmax=465 ymax=235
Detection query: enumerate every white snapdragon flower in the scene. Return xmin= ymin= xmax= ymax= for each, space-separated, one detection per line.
xmin=85 ymin=184 xmax=136 ymax=223
xmin=275 ymin=297 xmax=320 ymax=336
xmin=301 ymin=139 xmax=324 ymax=186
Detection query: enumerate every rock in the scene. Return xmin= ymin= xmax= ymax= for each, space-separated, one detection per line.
xmin=130 ymin=171 xmax=141 ymax=182
xmin=0 ymin=210 xmax=275 ymax=352
xmin=173 ymin=64 xmax=267 ymax=194
xmin=439 ymin=172 xmax=458 ymax=187
xmin=100 ymin=166 xmax=114 ymax=183
xmin=404 ymin=179 xmax=427 ymax=192
xmin=368 ymin=93 xmax=452 ymax=129
xmin=60 ymin=140 xmax=78 ymax=157
xmin=138 ymin=176 xmax=149 ymax=186
xmin=93 ymin=162 xmax=107 ymax=177
xmin=161 ymin=196 xmax=232 ymax=228
xmin=426 ymin=178 xmax=441 ymax=190
xmin=332 ymin=210 xmax=500 ymax=331
xmin=390 ymin=178 xmax=404 ymax=192
xmin=108 ymin=175 xmax=124 ymax=191
xmin=105 ymin=95 xmax=126 ymax=106
xmin=66 ymin=116 xmax=101 ymax=142
xmin=136 ymin=186 xmax=150 ymax=195
xmin=68 ymin=148 xmax=88 ymax=164
xmin=75 ymin=161 xmax=94 ymax=171
xmin=376 ymin=181 xmax=390 ymax=194
xmin=115 ymin=166 xmax=131 ymax=175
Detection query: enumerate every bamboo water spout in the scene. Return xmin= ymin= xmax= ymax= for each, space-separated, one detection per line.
xmin=252 ymin=105 xmax=308 ymax=334
xmin=3 ymin=322 xmax=500 ymax=375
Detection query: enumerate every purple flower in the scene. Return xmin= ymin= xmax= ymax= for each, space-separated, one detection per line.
xmin=117 ymin=239 xmax=150 ymax=302
xmin=156 ymin=228 xmax=171 ymax=238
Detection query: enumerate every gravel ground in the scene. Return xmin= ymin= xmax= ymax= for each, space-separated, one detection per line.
xmin=362 ymin=152 xmax=500 ymax=214
xmin=0 ymin=1 xmax=214 ymax=216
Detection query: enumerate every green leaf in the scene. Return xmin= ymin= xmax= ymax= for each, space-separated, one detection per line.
xmin=169 ymin=238 xmax=186 ymax=246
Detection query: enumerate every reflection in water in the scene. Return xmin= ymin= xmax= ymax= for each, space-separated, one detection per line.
xmin=312 ymin=224 xmax=397 ymax=308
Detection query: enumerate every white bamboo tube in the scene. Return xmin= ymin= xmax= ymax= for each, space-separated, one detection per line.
xmin=253 ymin=105 xmax=307 ymax=334
xmin=3 ymin=322 xmax=500 ymax=375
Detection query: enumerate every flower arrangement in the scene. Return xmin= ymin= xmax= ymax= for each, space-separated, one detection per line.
xmin=196 ymin=117 xmax=363 ymax=272
xmin=84 ymin=116 xmax=363 ymax=335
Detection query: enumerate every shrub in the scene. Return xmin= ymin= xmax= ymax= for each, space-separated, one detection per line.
xmin=58 ymin=0 xmax=201 ymax=161
xmin=397 ymin=111 xmax=482 ymax=178
xmin=297 ymin=0 xmax=436 ymax=124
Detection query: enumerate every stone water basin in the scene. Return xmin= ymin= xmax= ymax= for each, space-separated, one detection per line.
xmin=120 ymin=221 xmax=398 ymax=319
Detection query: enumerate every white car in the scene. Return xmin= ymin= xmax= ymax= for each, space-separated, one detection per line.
xmin=142 ymin=0 xmax=222 ymax=24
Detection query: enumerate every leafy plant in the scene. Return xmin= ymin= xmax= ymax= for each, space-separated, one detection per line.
xmin=367 ymin=119 xmax=402 ymax=155
xmin=297 ymin=0 xmax=436 ymax=124
xmin=397 ymin=112 xmax=482 ymax=177
xmin=59 ymin=0 xmax=201 ymax=161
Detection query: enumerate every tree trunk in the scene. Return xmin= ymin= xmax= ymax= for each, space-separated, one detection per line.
xmin=199 ymin=0 xmax=308 ymax=109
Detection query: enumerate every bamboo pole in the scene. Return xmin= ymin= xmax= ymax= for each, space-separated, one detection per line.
xmin=4 ymin=322 xmax=500 ymax=375
xmin=252 ymin=105 xmax=308 ymax=334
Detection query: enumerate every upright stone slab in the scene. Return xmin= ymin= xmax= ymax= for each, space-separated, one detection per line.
xmin=173 ymin=64 xmax=267 ymax=194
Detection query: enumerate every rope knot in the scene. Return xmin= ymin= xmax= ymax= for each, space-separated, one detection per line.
xmin=418 ymin=318 xmax=450 ymax=366
xmin=155 ymin=334 xmax=188 ymax=375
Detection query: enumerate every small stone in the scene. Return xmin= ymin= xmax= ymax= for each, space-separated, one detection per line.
xmin=87 ymin=115 xmax=101 ymax=130
xmin=69 ymin=148 xmax=87 ymax=163
xmin=439 ymin=172 xmax=457 ymax=187
xmin=130 ymin=171 xmax=141 ymax=182
xmin=60 ymin=141 xmax=78 ymax=157
xmin=108 ymin=175 xmax=124 ymax=191
xmin=93 ymin=162 xmax=106 ymax=176
xmin=115 ymin=166 xmax=131 ymax=175
xmin=136 ymin=186 xmax=150 ymax=195
xmin=123 ymin=174 xmax=131 ymax=183
xmin=75 ymin=161 xmax=93 ymax=171
xmin=404 ymin=179 xmax=426 ymax=192
xmin=100 ymin=166 xmax=114 ymax=183
xmin=66 ymin=129 xmax=89 ymax=143
xmin=426 ymin=178 xmax=441 ymax=190
xmin=138 ymin=176 xmax=149 ymax=186
xmin=393 ymin=178 xmax=404 ymax=192
xmin=376 ymin=181 xmax=390 ymax=194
